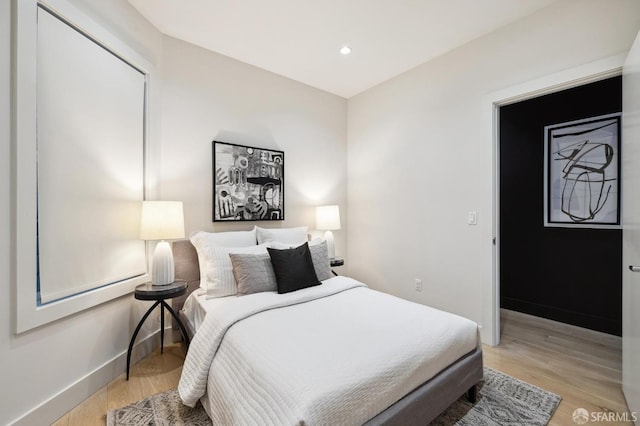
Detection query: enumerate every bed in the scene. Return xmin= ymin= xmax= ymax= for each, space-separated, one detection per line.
xmin=172 ymin=231 xmax=483 ymax=426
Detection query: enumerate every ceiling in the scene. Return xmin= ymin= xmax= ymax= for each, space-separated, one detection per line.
xmin=128 ymin=0 xmax=558 ymax=98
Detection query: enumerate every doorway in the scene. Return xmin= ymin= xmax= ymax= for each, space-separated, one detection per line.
xmin=498 ymin=76 xmax=622 ymax=336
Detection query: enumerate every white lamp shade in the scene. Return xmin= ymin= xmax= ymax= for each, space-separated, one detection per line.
xmin=316 ymin=205 xmax=341 ymax=230
xmin=139 ymin=201 xmax=185 ymax=240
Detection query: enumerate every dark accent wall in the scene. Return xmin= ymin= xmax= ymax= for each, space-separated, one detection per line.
xmin=500 ymin=76 xmax=622 ymax=336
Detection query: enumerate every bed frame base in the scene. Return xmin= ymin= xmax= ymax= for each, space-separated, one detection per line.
xmin=467 ymin=382 xmax=478 ymax=404
xmin=364 ymin=347 xmax=483 ymax=426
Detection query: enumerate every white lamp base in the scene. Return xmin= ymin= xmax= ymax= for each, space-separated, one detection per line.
xmin=324 ymin=230 xmax=335 ymax=260
xmin=151 ymin=240 xmax=175 ymax=285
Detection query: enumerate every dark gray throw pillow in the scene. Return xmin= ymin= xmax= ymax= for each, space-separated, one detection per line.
xmin=267 ymin=242 xmax=321 ymax=294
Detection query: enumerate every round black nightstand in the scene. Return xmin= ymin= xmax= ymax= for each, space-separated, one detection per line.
xmin=330 ymin=258 xmax=344 ymax=267
xmin=330 ymin=258 xmax=344 ymax=276
xmin=126 ymin=281 xmax=190 ymax=380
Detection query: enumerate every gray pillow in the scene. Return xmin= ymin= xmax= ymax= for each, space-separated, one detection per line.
xmin=230 ymin=253 xmax=278 ymax=295
xmin=309 ymin=240 xmax=332 ymax=281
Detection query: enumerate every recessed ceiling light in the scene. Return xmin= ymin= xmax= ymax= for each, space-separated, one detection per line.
xmin=339 ymin=45 xmax=352 ymax=55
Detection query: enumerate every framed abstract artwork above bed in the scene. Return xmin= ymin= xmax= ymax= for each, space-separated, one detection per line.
xmin=213 ymin=141 xmax=285 ymax=221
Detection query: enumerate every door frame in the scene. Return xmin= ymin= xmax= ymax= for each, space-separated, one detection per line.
xmin=489 ymin=55 xmax=625 ymax=346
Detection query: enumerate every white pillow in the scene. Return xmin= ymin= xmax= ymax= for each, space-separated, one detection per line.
xmin=256 ymin=226 xmax=308 ymax=245
xmin=190 ymin=232 xmax=267 ymax=297
xmin=268 ymin=238 xmax=321 ymax=249
xmin=190 ymin=228 xmax=256 ymax=248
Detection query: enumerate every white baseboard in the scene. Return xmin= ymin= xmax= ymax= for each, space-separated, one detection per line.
xmin=9 ymin=330 xmax=164 ymax=426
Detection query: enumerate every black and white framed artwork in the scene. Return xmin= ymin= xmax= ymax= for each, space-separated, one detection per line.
xmin=543 ymin=113 xmax=621 ymax=228
xmin=213 ymin=141 xmax=285 ymax=221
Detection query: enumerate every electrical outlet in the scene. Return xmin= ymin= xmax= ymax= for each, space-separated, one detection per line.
xmin=415 ymin=278 xmax=423 ymax=292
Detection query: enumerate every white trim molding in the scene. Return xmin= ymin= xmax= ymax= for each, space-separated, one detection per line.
xmin=487 ymin=54 xmax=625 ymax=346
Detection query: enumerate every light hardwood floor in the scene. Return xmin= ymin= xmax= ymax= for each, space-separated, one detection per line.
xmin=52 ymin=309 xmax=630 ymax=425
xmin=51 ymin=343 xmax=187 ymax=426
xmin=486 ymin=309 xmax=630 ymax=426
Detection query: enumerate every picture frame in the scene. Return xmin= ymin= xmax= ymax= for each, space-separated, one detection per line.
xmin=543 ymin=113 xmax=621 ymax=228
xmin=212 ymin=141 xmax=285 ymax=222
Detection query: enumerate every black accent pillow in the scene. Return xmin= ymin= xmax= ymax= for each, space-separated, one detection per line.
xmin=267 ymin=242 xmax=322 ymax=294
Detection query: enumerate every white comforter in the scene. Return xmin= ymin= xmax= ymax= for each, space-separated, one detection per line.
xmin=178 ymin=276 xmax=478 ymax=425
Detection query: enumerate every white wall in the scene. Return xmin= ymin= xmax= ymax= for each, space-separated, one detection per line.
xmin=159 ymin=36 xmax=348 ymax=249
xmin=347 ymin=0 xmax=640 ymax=343
xmin=3 ymin=1 xmax=347 ymax=424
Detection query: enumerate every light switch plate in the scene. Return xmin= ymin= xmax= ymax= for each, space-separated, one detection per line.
xmin=468 ymin=211 xmax=477 ymax=225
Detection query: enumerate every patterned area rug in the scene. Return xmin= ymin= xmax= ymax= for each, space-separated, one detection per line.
xmin=431 ymin=368 xmax=561 ymax=426
xmin=106 ymin=367 xmax=560 ymax=425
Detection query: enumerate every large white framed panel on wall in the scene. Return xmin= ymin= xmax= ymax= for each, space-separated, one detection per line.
xmin=13 ymin=0 xmax=153 ymax=333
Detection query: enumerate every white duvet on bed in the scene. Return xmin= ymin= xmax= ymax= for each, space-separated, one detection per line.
xmin=178 ymin=276 xmax=478 ymax=426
